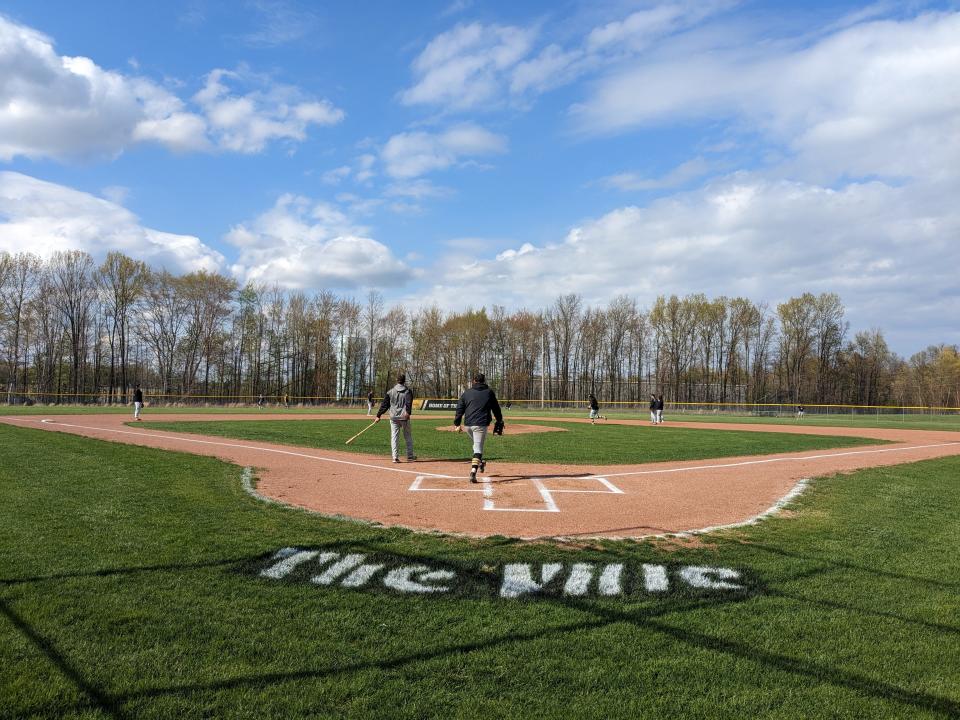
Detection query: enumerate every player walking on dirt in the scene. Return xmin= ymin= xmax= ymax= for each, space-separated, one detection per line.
xmin=588 ymin=393 xmax=605 ymax=424
xmin=375 ymin=373 xmax=416 ymax=463
xmin=454 ymin=372 xmax=504 ymax=483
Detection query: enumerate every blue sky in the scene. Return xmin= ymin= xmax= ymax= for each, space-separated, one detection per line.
xmin=1 ymin=0 xmax=958 ymax=354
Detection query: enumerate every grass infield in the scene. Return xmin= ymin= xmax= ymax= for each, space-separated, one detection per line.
xmin=134 ymin=418 xmax=881 ymax=465
xmin=1 ymin=424 xmax=958 ymax=718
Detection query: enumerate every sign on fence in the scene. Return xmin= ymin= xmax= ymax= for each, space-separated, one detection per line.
xmin=422 ymin=399 xmax=458 ymax=411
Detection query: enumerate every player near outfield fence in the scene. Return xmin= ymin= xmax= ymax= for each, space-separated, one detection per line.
xmin=588 ymin=393 xmax=605 ymax=424
xmin=454 ymin=372 xmax=504 ymax=483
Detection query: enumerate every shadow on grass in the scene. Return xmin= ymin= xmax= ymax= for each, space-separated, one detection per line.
xmin=0 ymin=597 xmax=126 ymax=720
xmin=5 ymin=543 xmax=959 ymax=718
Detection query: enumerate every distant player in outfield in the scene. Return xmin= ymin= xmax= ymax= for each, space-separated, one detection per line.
xmin=796 ymin=404 xmax=805 ymax=418
xmin=375 ymin=372 xmax=416 ymax=463
xmin=656 ymin=394 xmax=665 ymax=424
xmin=649 ymin=394 xmax=658 ymax=424
xmin=588 ymin=393 xmax=605 ymax=424
xmin=133 ymin=384 xmax=144 ymax=421
xmin=366 ymin=389 xmax=374 ymax=416
xmin=454 ymin=372 xmax=504 ymax=483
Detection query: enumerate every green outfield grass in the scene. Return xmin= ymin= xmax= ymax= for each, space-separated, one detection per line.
xmin=1 ymin=423 xmax=958 ymax=719
xmin=135 ymin=418 xmax=882 ymax=465
xmin=4 ymin=402 xmax=959 ymax=432
xmin=504 ymin=406 xmax=960 ymax=432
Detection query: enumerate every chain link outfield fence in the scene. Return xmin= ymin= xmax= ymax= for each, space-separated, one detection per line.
xmin=3 ymin=390 xmax=959 ymax=421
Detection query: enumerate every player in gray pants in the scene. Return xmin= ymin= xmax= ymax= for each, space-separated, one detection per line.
xmin=375 ymin=372 xmax=416 ymax=463
xmin=454 ymin=372 xmax=504 ymax=483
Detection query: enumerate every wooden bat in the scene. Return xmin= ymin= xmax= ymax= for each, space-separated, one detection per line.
xmin=345 ymin=419 xmax=379 ymax=445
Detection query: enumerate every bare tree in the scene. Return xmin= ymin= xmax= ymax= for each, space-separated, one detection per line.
xmin=49 ymin=251 xmax=96 ymax=398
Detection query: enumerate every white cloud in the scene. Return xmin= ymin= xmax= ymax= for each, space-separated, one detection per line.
xmin=322 ymin=166 xmax=352 ymax=185
xmin=0 ymin=172 xmax=223 ymax=273
xmin=384 ymin=180 xmax=453 ymax=199
xmin=0 ymin=15 xmax=208 ymax=160
xmin=573 ymin=12 xmax=960 ymax=183
xmin=403 ymin=4 xmax=738 ymax=111
xmin=596 ymin=157 xmax=711 ymax=191
xmin=418 ymin=172 xmax=960 ymax=351
xmin=381 ymin=124 xmax=506 ymax=178
xmin=226 ymin=194 xmax=412 ymax=289
xmin=236 ymin=0 xmax=320 ymax=48
xmin=400 ymin=22 xmax=538 ymax=110
xmin=193 ymin=68 xmax=344 ymax=154
xmin=0 ymin=15 xmax=342 ymax=161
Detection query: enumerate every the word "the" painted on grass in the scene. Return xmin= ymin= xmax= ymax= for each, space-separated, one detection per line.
xmin=256 ymin=548 xmax=748 ymax=599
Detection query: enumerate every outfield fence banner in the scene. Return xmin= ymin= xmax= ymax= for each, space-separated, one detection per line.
xmin=421 ymin=399 xmax=459 ymax=411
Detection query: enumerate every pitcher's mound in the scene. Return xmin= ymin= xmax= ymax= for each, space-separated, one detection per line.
xmin=435 ymin=423 xmax=566 ymax=435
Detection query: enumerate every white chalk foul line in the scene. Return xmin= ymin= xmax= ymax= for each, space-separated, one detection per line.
xmin=411 ymin=475 xmax=621 ymax=513
xmin=10 ymin=417 xmax=458 ymax=479
xmin=586 ymin=442 xmax=960 ymax=480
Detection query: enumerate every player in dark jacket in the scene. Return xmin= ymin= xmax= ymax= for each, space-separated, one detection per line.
xmin=588 ymin=393 xmax=604 ymax=424
xmin=133 ymin=384 xmax=144 ymax=421
xmin=454 ymin=372 xmax=504 ymax=483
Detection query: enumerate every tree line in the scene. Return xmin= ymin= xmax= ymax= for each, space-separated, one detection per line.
xmin=1 ymin=250 xmax=958 ymax=408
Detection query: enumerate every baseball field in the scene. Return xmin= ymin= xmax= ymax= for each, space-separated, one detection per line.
xmin=1 ymin=408 xmax=959 ymax=719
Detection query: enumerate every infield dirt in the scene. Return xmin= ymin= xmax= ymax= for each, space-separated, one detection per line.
xmin=3 ymin=413 xmax=958 ymax=540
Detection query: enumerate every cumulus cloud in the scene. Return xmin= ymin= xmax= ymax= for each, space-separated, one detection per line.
xmin=193 ymin=68 xmax=344 ymax=154
xmin=0 ymin=14 xmax=343 ymax=161
xmin=573 ymin=12 xmax=960 ymax=182
xmin=381 ymin=124 xmax=506 ymax=178
xmin=225 ymin=194 xmax=412 ymax=289
xmin=417 ymin=172 xmax=960 ymax=351
xmin=0 ymin=172 xmax=223 ymax=273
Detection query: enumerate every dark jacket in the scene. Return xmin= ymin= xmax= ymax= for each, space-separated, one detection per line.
xmin=377 ymin=383 xmax=413 ymax=420
xmin=589 ymin=395 xmax=599 ymax=410
xmin=133 ymin=389 xmax=144 ymax=404
xmin=649 ymin=396 xmax=657 ymax=410
xmin=454 ymin=383 xmax=503 ymax=428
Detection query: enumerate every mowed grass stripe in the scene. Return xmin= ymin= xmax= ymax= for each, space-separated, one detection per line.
xmin=1 ymin=424 xmax=958 ymax=719
xmin=135 ymin=418 xmax=882 ymax=465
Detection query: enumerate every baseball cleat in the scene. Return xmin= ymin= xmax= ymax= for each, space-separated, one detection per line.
xmin=392 ymin=458 xmax=400 ymax=463
xmin=407 ymin=455 xmax=417 ymax=461
xmin=470 ymin=470 xmax=478 ymax=483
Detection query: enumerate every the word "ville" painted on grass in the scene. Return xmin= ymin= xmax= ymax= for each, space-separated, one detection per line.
xmin=258 ymin=548 xmax=746 ymax=598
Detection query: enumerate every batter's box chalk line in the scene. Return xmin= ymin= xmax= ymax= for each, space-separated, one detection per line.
xmin=409 ymin=475 xmax=624 ymax=513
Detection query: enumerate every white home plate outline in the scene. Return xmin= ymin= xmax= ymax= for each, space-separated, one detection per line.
xmin=409 ymin=475 xmax=624 ymax=513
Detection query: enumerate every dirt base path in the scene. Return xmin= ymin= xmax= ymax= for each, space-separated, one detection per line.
xmin=4 ymin=413 xmax=959 ymax=540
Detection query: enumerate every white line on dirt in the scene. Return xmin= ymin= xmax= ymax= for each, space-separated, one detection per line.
xmin=587 ymin=442 xmax=960 ymax=480
xmin=6 ymin=417 xmax=458 ymax=479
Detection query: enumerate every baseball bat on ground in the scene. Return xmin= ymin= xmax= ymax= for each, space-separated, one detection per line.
xmin=345 ymin=419 xmax=378 ymax=445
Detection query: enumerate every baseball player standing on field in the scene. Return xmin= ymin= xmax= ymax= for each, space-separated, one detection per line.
xmin=375 ymin=372 xmax=416 ymax=463
xmin=133 ymin=383 xmax=144 ymax=421
xmin=588 ymin=393 xmax=605 ymax=424
xmin=454 ymin=372 xmax=504 ymax=483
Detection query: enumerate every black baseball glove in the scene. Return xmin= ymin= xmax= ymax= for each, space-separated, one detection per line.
xmin=493 ymin=419 xmax=504 ymax=436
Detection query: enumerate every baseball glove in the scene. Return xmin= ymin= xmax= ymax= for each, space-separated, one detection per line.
xmin=493 ymin=419 xmax=505 ymax=436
